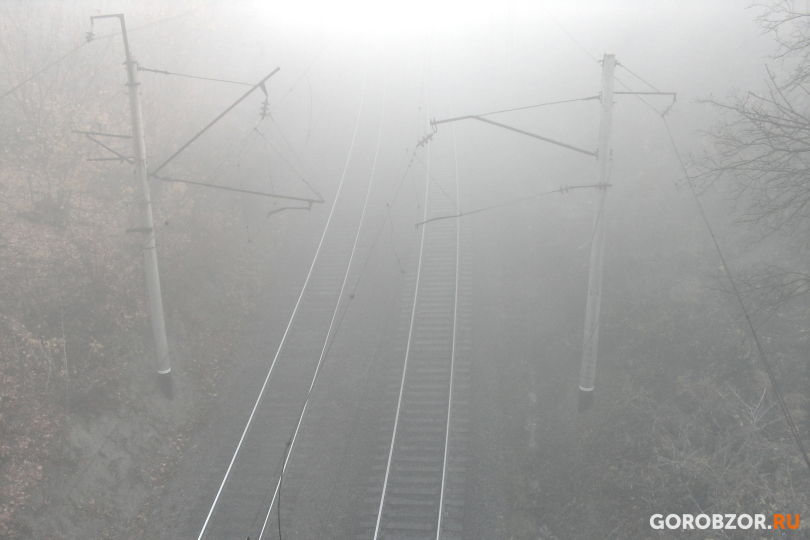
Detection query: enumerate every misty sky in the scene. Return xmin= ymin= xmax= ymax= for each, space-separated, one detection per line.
xmin=154 ymin=0 xmax=774 ymax=202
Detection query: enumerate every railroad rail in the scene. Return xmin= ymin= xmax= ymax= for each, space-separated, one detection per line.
xmin=356 ymin=130 xmax=472 ymax=540
xmin=193 ymin=81 xmax=474 ymax=539
xmin=195 ymin=84 xmax=385 ymax=540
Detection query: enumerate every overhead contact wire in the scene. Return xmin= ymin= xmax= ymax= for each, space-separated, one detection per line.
xmin=138 ymin=65 xmax=253 ymax=86
xmin=1 ymin=7 xmax=204 ymax=101
xmin=0 ymin=41 xmax=87 ymax=101
xmin=661 ymin=115 xmax=810 ymax=473
xmin=476 ymin=95 xmax=600 ymax=117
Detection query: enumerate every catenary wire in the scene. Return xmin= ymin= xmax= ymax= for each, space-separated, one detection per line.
xmin=102 ymin=34 xmax=325 ymax=293
xmin=154 ymin=117 xmax=268 ymax=252
xmin=270 ymin=28 xmax=341 ymax=114
xmin=476 ymin=95 xmax=601 ymax=117
xmin=138 ymin=65 xmax=253 ymax=87
xmin=617 ymin=63 xmax=661 ymax=92
xmin=414 ymin=183 xmax=609 ymax=228
xmin=346 ymin=49 xmax=434 ymax=289
xmin=539 ymin=9 xmax=671 ymax=117
xmin=253 ymin=127 xmax=323 ymax=201
xmin=543 ymin=7 xmax=599 ymax=64
xmin=0 ymin=41 xmax=88 ymax=101
xmin=413 ymin=153 xmax=460 ymax=213
xmin=661 ymin=114 xmax=810 ymax=473
xmin=268 ymin=116 xmax=323 ymax=199
xmin=1 ymin=6 xmax=203 ymax=101
xmin=92 ymin=7 xmax=203 ymax=41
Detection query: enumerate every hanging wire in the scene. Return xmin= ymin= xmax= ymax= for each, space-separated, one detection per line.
xmin=414 ymin=182 xmax=610 ymax=228
xmin=0 ymin=41 xmax=88 ymax=101
xmin=1 ymin=6 xmax=204 ymax=102
xmin=476 ymin=95 xmax=601 ymax=117
xmin=543 ymin=7 xmax=600 ymax=64
xmin=546 ymin=21 xmax=809 ymax=469
xmin=270 ymin=28 xmax=341 ymax=114
xmin=615 ymin=62 xmax=677 ymax=117
xmin=268 ymin=117 xmax=323 ymax=199
xmin=661 ymin=114 xmax=810 ymax=474
xmin=617 ymin=62 xmax=661 ymax=92
xmin=348 ymin=51 xmax=434 ymax=287
xmin=156 ymin=117 xmax=267 ymax=231
xmin=412 ymin=153 xmax=460 ymax=213
xmin=348 ymin=143 xmax=419 ymax=283
xmin=253 ymin=126 xmax=322 ymax=201
xmin=539 ymin=9 xmax=672 ymax=118
xmin=141 ymin=116 xmax=270 ymax=265
xmin=249 ymin=69 xmax=371 ymax=540
xmin=137 ymin=65 xmax=253 ymax=87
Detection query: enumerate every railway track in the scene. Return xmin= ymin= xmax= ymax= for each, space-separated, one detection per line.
xmin=355 ymin=130 xmax=472 ymax=540
xmin=191 ymin=75 xmax=475 ymax=539
xmin=195 ymin=82 xmax=387 ymax=540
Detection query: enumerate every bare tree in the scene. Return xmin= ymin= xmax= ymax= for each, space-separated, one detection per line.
xmin=696 ymin=1 xmax=810 ymax=310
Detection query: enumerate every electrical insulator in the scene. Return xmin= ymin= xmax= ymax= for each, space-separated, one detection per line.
xmin=85 ymin=30 xmax=95 ymax=42
xmin=260 ymin=98 xmax=270 ymax=118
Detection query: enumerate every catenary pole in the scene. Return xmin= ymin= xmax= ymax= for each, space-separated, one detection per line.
xmin=578 ymin=53 xmax=615 ymax=412
xmin=92 ymin=14 xmax=172 ymax=396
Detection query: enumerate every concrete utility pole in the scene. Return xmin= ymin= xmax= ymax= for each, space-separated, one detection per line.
xmin=91 ymin=14 xmax=172 ymax=396
xmin=432 ymin=53 xmax=673 ymax=412
xmin=578 ymin=53 xmax=615 ymax=412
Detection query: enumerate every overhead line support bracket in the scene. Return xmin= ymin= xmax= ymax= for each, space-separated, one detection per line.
xmin=156 ymin=175 xmax=324 ymax=204
xmin=83 ymin=133 xmax=134 ymax=163
xmin=430 ymin=115 xmax=597 ymax=158
xmin=614 ymin=91 xmax=676 ymax=100
xmin=150 ymin=67 xmax=280 ymax=176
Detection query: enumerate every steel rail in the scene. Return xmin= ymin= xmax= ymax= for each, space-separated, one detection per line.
xmin=254 ymin=70 xmax=382 ymax=540
xmin=436 ymin=120 xmax=461 ymax=540
xmin=194 ymin=69 xmax=365 ymax=540
xmin=372 ymin=122 xmax=465 ymax=540
xmin=373 ymin=136 xmax=432 ymax=540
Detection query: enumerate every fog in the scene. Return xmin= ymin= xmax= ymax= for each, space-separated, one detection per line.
xmin=2 ymin=2 xmax=808 ymax=539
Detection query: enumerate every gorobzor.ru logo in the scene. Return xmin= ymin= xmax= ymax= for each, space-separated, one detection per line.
xmin=650 ymin=513 xmax=800 ymax=531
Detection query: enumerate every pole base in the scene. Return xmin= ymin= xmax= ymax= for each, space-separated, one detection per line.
xmin=158 ymin=371 xmax=173 ymax=399
xmin=578 ymin=388 xmax=593 ymax=413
